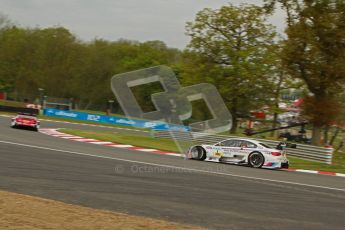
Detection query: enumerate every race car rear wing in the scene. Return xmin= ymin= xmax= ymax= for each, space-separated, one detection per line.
xmin=17 ymin=112 xmax=38 ymax=117
xmin=276 ymin=142 xmax=297 ymax=150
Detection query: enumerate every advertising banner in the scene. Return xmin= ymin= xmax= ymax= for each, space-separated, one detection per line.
xmin=43 ymin=108 xmax=188 ymax=131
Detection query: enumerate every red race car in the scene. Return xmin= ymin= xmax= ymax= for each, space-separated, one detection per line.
xmin=11 ymin=113 xmax=40 ymax=131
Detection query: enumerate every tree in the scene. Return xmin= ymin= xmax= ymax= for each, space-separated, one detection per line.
xmin=0 ymin=13 xmax=11 ymax=29
xmin=0 ymin=14 xmax=14 ymax=92
xmin=0 ymin=20 xmax=182 ymax=111
xmin=265 ymin=0 xmax=345 ymax=145
xmin=69 ymin=39 xmax=182 ymax=111
xmin=0 ymin=26 xmax=82 ymax=100
xmin=184 ymin=4 xmax=278 ymax=133
xmin=0 ymin=26 xmax=28 ymax=96
xmin=265 ymin=42 xmax=304 ymax=137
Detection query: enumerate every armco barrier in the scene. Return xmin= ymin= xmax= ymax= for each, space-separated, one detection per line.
xmin=152 ymin=130 xmax=334 ymax=164
xmin=43 ymin=108 xmax=188 ymax=131
xmin=0 ymin=105 xmax=39 ymax=115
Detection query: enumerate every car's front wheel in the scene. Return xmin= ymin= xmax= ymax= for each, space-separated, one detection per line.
xmin=248 ymin=152 xmax=265 ymax=168
xmin=189 ymin=146 xmax=206 ymax=161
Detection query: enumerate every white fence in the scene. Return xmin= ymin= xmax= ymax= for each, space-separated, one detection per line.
xmin=153 ymin=130 xmax=334 ymax=164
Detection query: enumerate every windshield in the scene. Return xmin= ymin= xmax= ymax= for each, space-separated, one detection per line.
xmin=259 ymin=143 xmax=271 ymax=148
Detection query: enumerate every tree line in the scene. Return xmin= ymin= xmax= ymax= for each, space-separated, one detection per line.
xmin=1 ymin=0 xmax=345 ymax=145
xmin=0 ymin=19 xmax=181 ymax=111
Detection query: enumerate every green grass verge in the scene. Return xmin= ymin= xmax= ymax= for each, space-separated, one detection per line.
xmin=59 ymin=129 xmax=345 ymax=173
xmin=288 ymin=152 xmax=345 ymax=173
xmin=0 ymin=100 xmax=26 ymax=107
xmin=40 ymin=115 xmax=150 ymax=131
xmin=61 ymin=129 xmax=181 ymax=152
xmin=0 ymin=111 xmax=18 ymax=116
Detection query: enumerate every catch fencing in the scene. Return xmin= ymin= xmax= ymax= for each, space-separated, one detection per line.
xmin=152 ymin=130 xmax=334 ymax=164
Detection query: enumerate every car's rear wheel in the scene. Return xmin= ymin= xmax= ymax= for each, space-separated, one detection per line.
xmin=189 ymin=146 xmax=206 ymax=161
xmin=248 ymin=152 xmax=265 ymax=168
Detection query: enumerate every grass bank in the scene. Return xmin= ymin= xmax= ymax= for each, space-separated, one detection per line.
xmin=0 ymin=100 xmax=27 ymax=107
xmin=61 ymin=128 xmax=181 ymax=152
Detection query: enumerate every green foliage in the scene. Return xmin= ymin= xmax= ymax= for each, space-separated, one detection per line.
xmin=183 ymin=4 xmax=279 ymax=132
xmin=0 ymin=13 xmax=11 ymax=29
xmin=266 ymin=0 xmax=345 ymax=144
xmin=61 ymin=129 xmax=183 ymax=152
xmin=0 ymin=25 xmax=182 ymax=111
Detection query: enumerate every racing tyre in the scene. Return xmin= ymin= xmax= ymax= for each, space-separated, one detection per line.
xmin=248 ymin=152 xmax=265 ymax=168
xmin=189 ymin=146 xmax=206 ymax=161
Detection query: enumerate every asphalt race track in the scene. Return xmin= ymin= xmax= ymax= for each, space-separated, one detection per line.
xmin=1 ymin=116 xmax=345 ymax=230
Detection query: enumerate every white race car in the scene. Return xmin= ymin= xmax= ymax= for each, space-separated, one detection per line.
xmin=187 ymin=138 xmax=290 ymax=169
